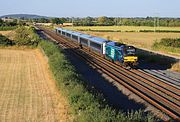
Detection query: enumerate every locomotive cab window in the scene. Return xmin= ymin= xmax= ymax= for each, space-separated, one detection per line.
xmin=124 ymin=46 xmax=136 ymax=56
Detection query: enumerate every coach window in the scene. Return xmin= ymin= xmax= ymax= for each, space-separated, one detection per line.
xmin=90 ymin=41 xmax=101 ymax=50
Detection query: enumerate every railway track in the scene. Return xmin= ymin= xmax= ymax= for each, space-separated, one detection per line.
xmin=37 ymin=27 xmax=180 ymax=121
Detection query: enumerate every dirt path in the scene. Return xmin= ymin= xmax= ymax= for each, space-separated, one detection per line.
xmin=0 ymin=49 xmax=71 ymax=122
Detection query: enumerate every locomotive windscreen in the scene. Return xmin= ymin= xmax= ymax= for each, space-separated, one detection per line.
xmin=124 ymin=46 xmax=136 ymax=56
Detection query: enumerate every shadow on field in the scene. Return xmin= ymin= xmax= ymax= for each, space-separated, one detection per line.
xmin=64 ymin=48 xmax=146 ymax=112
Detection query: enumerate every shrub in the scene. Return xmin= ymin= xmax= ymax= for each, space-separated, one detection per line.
xmin=0 ymin=34 xmax=15 ymax=46
xmin=152 ymin=38 xmax=180 ymax=54
xmin=14 ymin=26 xmax=40 ymax=47
xmin=158 ymin=38 xmax=180 ymax=48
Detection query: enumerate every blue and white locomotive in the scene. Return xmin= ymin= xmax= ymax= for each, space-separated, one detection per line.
xmin=55 ymin=28 xmax=138 ymax=67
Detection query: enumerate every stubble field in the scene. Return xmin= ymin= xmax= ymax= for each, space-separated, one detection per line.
xmin=0 ymin=49 xmax=71 ymax=122
xmin=0 ymin=31 xmax=12 ymax=36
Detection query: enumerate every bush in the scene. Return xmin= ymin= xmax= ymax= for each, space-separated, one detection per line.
xmin=39 ymin=40 xmax=157 ymax=122
xmin=0 ymin=34 xmax=15 ymax=46
xmin=14 ymin=26 xmax=40 ymax=47
xmin=159 ymin=38 xmax=180 ymax=48
xmin=152 ymin=38 xmax=180 ymax=54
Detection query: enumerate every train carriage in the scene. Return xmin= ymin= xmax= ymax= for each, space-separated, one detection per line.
xmin=62 ymin=30 xmax=73 ymax=38
xmin=79 ymin=34 xmax=92 ymax=47
xmin=88 ymin=37 xmax=107 ymax=55
xmin=56 ymin=28 xmax=63 ymax=35
xmin=71 ymin=31 xmax=82 ymax=43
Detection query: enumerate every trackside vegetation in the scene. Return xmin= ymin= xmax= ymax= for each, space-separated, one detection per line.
xmin=14 ymin=26 xmax=40 ymax=47
xmin=0 ymin=26 xmax=40 ymax=47
xmin=0 ymin=26 xmax=41 ymax=47
xmin=39 ymin=40 xmax=157 ymax=122
xmin=0 ymin=34 xmax=15 ymax=46
xmin=0 ymin=26 xmax=17 ymax=31
xmin=152 ymin=38 xmax=180 ymax=54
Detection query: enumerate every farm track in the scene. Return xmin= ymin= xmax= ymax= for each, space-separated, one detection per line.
xmin=0 ymin=49 xmax=71 ymax=122
xmin=37 ymin=27 xmax=180 ymax=121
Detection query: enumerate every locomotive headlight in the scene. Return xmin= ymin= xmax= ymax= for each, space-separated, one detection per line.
xmin=124 ymin=56 xmax=138 ymax=62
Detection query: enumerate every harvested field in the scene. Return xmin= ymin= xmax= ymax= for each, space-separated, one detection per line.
xmin=0 ymin=49 xmax=71 ymax=122
xmin=0 ymin=31 xmax=12 ymax=36
xmin=64 ymin=26 xmax=180 ymax=32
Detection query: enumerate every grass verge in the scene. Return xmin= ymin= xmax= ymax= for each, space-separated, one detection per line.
xmin=39 ymin=40 xmax=157 ymax=122
xmin=0 ymin=26 xmax=17 ymax=31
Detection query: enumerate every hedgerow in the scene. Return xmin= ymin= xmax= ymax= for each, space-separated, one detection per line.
xmin=139 ymin=30 xmax=180 ymax=33
xmin=0 ymin=26 xmax=17 ymax=31
xmin=39 ymin=40 xmax=157 ymax=122
xmin=0 ymin=34 xmax=15 ymax=46
xmin=158 ymin=38 xmax=180 ymax=48
xmin=152 ymin=38 xmax=180 ymax=54
xmin=14 ymin=26 xmax=40 ymax=47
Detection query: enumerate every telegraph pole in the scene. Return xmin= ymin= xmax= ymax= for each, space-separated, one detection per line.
xmin=72 ymin=17 xmax=74 ymax=28
xmin=154 ymin=12 xmax=160 ymax=32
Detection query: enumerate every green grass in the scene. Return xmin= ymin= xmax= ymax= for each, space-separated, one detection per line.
xmin=39 ymin=40 xmax=157 ymax=122
xmin=0 ymin=26 xmax=17 ymax=31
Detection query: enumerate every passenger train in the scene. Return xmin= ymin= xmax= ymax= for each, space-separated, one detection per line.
xmin=55 ymin=28 xmax=138 ymax=68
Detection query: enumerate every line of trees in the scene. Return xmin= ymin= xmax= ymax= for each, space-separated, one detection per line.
xmin=30 ymin=18 xmax=65 ymax=25
xmin=72 ymin=16 xmax=180 ymax=27
xmin=30 ymin=16 xmax=180 ymax=27
xmin=2 ymin=16 xmax=180 ymax=27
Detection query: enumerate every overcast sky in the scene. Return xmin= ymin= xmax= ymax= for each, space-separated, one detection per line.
xmin=0 ymin=0 xmax=180 ymax=17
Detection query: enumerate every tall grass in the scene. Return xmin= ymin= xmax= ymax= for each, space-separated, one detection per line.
xmin=39 ymin=40 xmax=157 ymax=122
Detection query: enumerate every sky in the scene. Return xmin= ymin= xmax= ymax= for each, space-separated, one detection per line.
xmin=0 ymin=0 xmax=180 ymax=17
